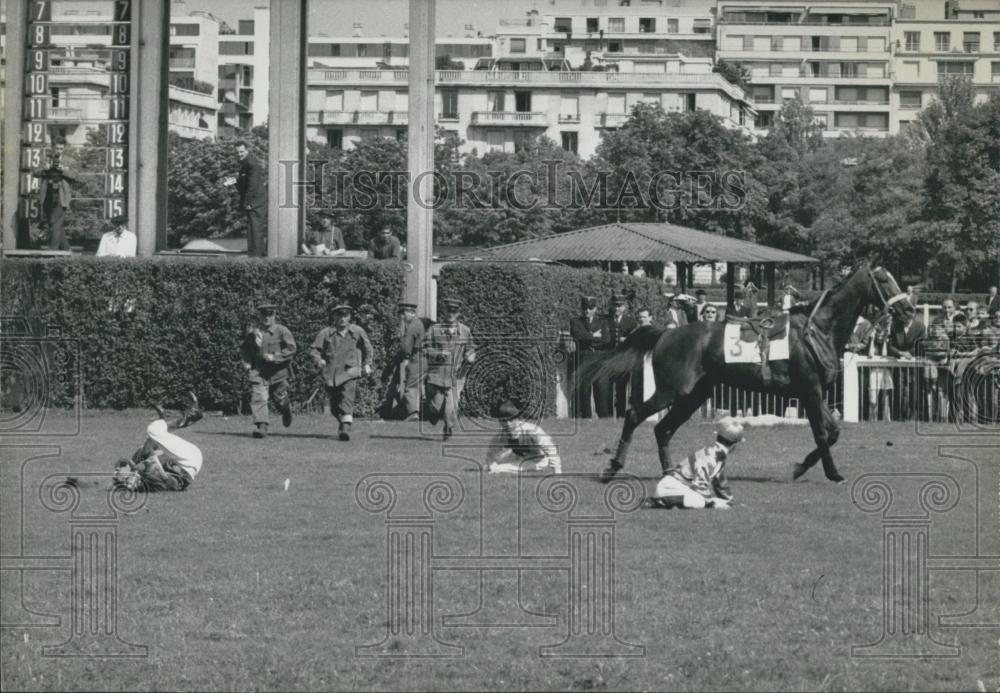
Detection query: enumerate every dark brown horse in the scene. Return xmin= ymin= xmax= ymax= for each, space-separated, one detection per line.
xmin=587 ymin=264 xmax=914 ymax=483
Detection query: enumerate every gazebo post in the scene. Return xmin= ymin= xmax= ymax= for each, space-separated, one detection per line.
xmin=766 ymin=264 xmax=776 ymax=310
xmin=678 ymin=262 xmax=687 ymax=293
xmin=726 ymin=262 xmax=736 ymax=309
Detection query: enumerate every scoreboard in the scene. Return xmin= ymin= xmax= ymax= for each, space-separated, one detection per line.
xmin=18 ymin=0 xmax=132 ymax=231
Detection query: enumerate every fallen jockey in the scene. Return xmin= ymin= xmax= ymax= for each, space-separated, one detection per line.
xmin=486 ymin=400 xmax=562 ymax=475
xmin=113 ymin=393 xmax=204 ymax=492
xmin=649 ymin=417 xmax=744 ymax=509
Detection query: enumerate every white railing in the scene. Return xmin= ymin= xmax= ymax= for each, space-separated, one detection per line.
xmin=594 ymin=112 xmax=629 ymax=127
xmin=471 ymin=111 xmax=547 ymax=126
xmin=307 ymin=68 xmax=745 ymax=97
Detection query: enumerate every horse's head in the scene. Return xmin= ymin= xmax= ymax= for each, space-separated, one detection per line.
xmin=867 ymin=265 xmax=914 ymax=324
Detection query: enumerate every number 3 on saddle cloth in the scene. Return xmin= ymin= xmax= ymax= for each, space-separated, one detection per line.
xmin=724 ymin=314 xmax=791 ymax=377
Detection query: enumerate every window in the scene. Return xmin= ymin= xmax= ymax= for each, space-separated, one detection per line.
xmin=510 ymin=38 xmax=526 ymax=53
xmin=770 ymin=63 xmax=783 ymax=76
xmin=866 ymin=37 xmax=885 ymax=52
xmin=755 ymin=111 xmax=773 ymax=128
xmin=359 ymin=91 xmax=377 ymax=111
xmin=841 ymin=62 xmax=859 ymax=77
xmin=377 ymin=91 xmax=395 ymax=112
xmin=326 ymin=129 xmax=343 ymax=149
xmin=684 ymin=93 xmax=696 ymax=112
xmin=904 ymin=32 xmax=920 ymax=51
xmin=171 ymin=23 xmax=200 ymax=36
xmin=309 ymin=43 xmax=342 ymax=57
xmin=991 ymin=61 xmax=1000 ymax=82
xmin=899 ymin=91 xmax=922 ymax=108
xmin=901 ymin=60 xmax=920 ymax=78
xmin=752 ymin=86 xmax=774 ymax=103
xmin=693 ymin=19 xmax=711 ymax=34
xmin=488 ymin=91 xmax=506 ymax=112
xmin=963 ymin=32 xmax=980 ymax=53
xmin=639 ymin=18 xmax=655 ymax=32
xmin=487 ymin=131 xmax=504 ymax=152
xmin=587 ymin=17 xmax=599 ymax=32
xmin=938 ymin=61 xmax=974 ymax=77
xmin=441 ymin=90 xmax=458 ymax=119
xmin=382 ymin=42 xmax=393 ymax=59
xmin=396 ymin=129 xmax=406 ymax=142
xmin=834 ymin=112 xmax=887 ymax=130
xmin=560 ymin=93 xmax=579 ymax=120
xmin=934 ymin=32 xmax=950 ymax=51
xmin=608 ymin=17 xmax=625 ymax=32
xmin=781 ymin=87 xmax=798 ymax=101
xmin=608 ymin=40 xmax=622 ymax=52
xmin=357 ymin=44 xmax=368 ymax=57
xmin=995 ymin=32 xmax=1000 ymax=51
xmin=608 ymin=92 xmax=626 ymax=113
xmin=515 ymin=90 xmax=532 ymax=112
xmin=238 ymin=20 xmax=255 ymax=35
xmin=809 ymin=88 xmax=828 ymax=103
xmin=219 ymin=42 xmax=254 ymax=55
xmin=667 ymin=19 xmax=679 ymax=34
xmin=50 ymin=87 xmax=59 ymax=108
xmin=561 ymin=131 xmax=578 ymax=154
xmin=396 ymin=91 xmax=408 ymax=112
xmin=325 ymin=90 xmax=344 ymax=111
xmin=554 ymin=17 xmax=572 ymax=33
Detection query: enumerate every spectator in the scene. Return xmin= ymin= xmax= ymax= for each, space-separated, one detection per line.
xmin=986 ymin=285 xmax=999 ymax=317
xmin=96 ymin=215 xmax=137 ymax=257
xmin=847 ymin=314 xmax=874 ymax=354
xmin=700 ymin=304 xmax=720 ymax=323
xmin=936 ymin=299 xmax=959 ymax=334
xmin=781 ymin=284 xmax=801 ymax=312
xmin=630 ymin=307 xmax=654 ymax=411
xmin=369 ymin=227 xmax=402 ymax=260
xmin=742 ymin=281 xmax=759 ymax=318
xmin=393 ymin=301 xmax=425 ymax=421
xmin=569 ymin=295 xmax=612 ymax=419
xmin=906 ymin=285 xmax=921 ymax=309
xmin=868 ymin=322 xmax=894 ymax=422
xmin=923 ymin=319 xmax=951 ymax=422
xmin=302 ymin=211 xmax=346 ymax=256
xmin=309 ymin=304 xmax=374 ymax=442
xmin=607 ymin=294 xmax=637 ymax=419
xmin=693 ymin=290 xmax=709 ymax=321
xmin=963 ymin=301 xmax=980 ymax=326
xmin=727 ymin=288 xmax=752 ymax=319
xmin=664 ymin=294 xmax=689 ymax=329
xmin=240 ymin=303 xmax=296 ymax=439
xmin=887 ymin=311 xmax=926 ymax=421
xmin=636 ymin=307 xmax=654 ymax=328
xmin=423 ymin=298 xmax=476 ymax=439
xmin=36 ymin=159 xmax=75 ymax=251
xmin=230 ymin=141 xmax=267 ymax=258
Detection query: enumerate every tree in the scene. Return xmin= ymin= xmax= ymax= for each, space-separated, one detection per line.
xmin=435 ymin=54 xmax=465 ymax=71
xmin=713 ymin=59 xmax=751 ymax=90
xmin=917 ymin=78 xmax=1000 ymax=289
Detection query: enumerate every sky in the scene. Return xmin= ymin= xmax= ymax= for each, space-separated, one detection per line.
xmin=176 ymin=0 xmax=544 ymax=38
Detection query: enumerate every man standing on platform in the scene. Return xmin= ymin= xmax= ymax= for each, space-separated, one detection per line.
xmin=368 ymin=227 xmax=402 ymax=260
xmin=570 ymin=296 xmax=612 ymax=419
xmin=423 ymin=298 xmax=477 ymax=439
xmin=232 ymin=141 xmax=267 ymax=257
xmin=241 ymin=303 xmax=296 ymax=438
xmin=36 ymin=156 xmax=74 ymax=251
xmin=607 ymin=294 xmax=636 ymax=418
xmin=310 ymin=304 xmax=373 ymax=441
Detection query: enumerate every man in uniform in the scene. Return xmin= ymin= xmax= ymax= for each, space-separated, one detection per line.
xmin=310 ymin=304 xmax=373 ymax=441
xmin=234 ymin=141 xmax=267 ymax=257
xmin=241 ymin=303 xmax=296 ymax=438
xmin=570 ymin=295 xmax=612 ymax=419
xmin=423 ymin=298 xmax=476 ymax=439
xmin=607 ymin=294 xmax=637 ymax=418
xmin=394 ymin=301 xmax=425 ymax=421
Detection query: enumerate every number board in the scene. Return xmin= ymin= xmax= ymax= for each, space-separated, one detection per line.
xmin=19 ymin=0 xmax=132 ymax=234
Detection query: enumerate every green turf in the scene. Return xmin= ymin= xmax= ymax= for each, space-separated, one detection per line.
xmin=2 ymin=411 xmax=997 ymax=692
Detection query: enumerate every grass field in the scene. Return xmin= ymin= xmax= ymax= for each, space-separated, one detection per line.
xmin=2 ymin=411 xmax=998 ymax=692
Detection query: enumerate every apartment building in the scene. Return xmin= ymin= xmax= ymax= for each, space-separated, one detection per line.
xmin=892 ymin=0 xmax=1000 ymax=133
xmin=307 ymin=35 xmax=494 ymax=70
xmin=716 ymin=0 xmax=897 ymax=137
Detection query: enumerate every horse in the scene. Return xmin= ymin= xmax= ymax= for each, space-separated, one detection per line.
xmin=585 ymin=264 xmax=915 ymax=484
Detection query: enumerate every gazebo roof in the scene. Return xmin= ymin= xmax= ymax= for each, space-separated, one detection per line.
xmin=448 ymin=223 xmax=817 ymax=264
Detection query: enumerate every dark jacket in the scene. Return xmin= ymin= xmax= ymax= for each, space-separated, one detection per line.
xmin=241 ymin=323 xmax=296 ymax=382
xmin=570 ymin=315 xmax=612 ymax=352
xmin=310 ymin=324 xmax=373 ymax=387
xmin=886 ymin=320 xmax=926 ymax=358
xmin=369 ymin=235 xmax=402 ymax=259
xmin=237 ymin=155 xmax=266 ymax=211
xmin=608 ymin=313 xmax=637 ymax=347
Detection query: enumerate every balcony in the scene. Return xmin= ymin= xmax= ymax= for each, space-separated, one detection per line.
xmin=470 ymin=111 xmax=548 ymax=127
xmin=558 ymin=114 xmax=581 ymax=123
xmin=594 ymin=112 xmax=629 ymax=128
xmin=305 ymin=110 xmax=407 ymax=126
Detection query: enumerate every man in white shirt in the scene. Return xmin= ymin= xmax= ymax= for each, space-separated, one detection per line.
xmin=96 ymin=215 xmax=137 ymax=257
xmin=486 ymin=400 xmax=562 ymax=474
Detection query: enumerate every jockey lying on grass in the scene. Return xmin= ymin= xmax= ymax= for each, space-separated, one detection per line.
xmin=113 ymin=395 xmax=204 ymax=492
xmin=650 ymin=417 xmax=743 ymax=509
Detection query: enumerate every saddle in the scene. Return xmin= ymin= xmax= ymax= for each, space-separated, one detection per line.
xmin=727 ymin=313 xmax=789 ymax=379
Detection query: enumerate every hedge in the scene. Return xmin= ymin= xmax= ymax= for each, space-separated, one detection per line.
xmin=2 ymin=258 xmax=674 ymax=419
xmin=1 ymin=257 xmax=405 ymax=416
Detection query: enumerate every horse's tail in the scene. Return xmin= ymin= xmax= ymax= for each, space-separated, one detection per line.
xmin=579 ymin=325 xmax=665 ymax=387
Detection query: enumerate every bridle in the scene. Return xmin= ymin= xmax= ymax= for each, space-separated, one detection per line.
xmin=867 ymin=266 xmax=909 ymax=322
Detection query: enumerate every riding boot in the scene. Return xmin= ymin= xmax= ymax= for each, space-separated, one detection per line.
xmin=339 ymin=421 xmax=351 ymax=442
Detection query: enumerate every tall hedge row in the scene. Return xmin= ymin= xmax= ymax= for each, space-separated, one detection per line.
xmin=2 ymin=258 xmax=672 ymax=418
xmin=1 ymin=257 xmax=405 ymax=415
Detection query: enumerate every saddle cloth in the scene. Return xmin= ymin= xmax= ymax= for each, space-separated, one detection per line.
xmin=724 ymin=314 xmax=790 ymax=365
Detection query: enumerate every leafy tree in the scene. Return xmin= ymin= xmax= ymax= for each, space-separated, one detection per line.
xmin=435 ymin=54 xmax=465 ymax=70
xmin=916 ymin=78 xmax=1000 ymax=290
xmin=713 ymin=59 xmax=751 ymax=90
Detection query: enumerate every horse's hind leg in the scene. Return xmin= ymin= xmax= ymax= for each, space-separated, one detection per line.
xmin=603 ymin=389 xmax=674 ymax=482
xmin=653 ymin=379 xmax=714 ymax=475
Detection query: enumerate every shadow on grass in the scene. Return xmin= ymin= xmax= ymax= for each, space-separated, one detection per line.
xmin=198 ymin=430 xmax=343 ymax=441
xmin=367 ymin=434 xmax=440 ymax=442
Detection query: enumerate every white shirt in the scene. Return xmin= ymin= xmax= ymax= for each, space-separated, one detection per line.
xmin=486 ymin=420 xmax=561 ymax=467
xmin=96 ymin=229 xmax=137 ymax=257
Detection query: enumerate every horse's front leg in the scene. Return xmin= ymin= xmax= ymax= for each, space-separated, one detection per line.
xmin=793 ymin=390 xmax=845 ymax=483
